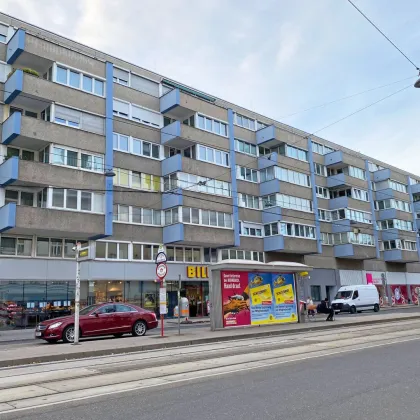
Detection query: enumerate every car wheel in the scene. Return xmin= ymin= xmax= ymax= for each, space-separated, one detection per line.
xmin=374 ymin=304 xmax=380 ymax=312
xmin=113 ymin=333 xmax=124 ymax=338
xmin=132 ymin=320 xmax=147 ymax=337
xmin=62 ymin=325 xmax=75 ymax=343
xmin=349 ymin=306 xmax=356 ymax=314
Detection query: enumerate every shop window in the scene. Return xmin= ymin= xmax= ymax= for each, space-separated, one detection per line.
xmin=310 ymin=285 xmax=321 ymax=302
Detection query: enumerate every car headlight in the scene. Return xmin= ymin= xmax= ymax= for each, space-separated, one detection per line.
xmin=48 ymin=322 xmax=63 ymax=329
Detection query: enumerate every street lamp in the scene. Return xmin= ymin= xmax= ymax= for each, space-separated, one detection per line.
xmin=72 ymin=169 xmax=115 ymax=345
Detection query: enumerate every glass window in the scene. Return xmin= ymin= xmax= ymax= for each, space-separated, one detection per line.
xmin=94 ymin=80 xmax=104 ymax=96
xmin=64 ymin=240 xmax=76 ymax=258
xmin=36 ymin=238 xmax=50 ymax=257
xmin=175 ymin=247 xmax=184 ymax=261
xmin=81 ymin=192 xmax=92 ymax=211
xmin=52 ymin=189 xmax=65 ymax=207
xmin=132 ymin=207 xmax=142 ymax=224
xmin=133 ymin=244 xmax=142 ymax=260
xmin=66 ymin=189 xmax=78 ymax=209
xmin=66 ymin=150 xmax=78 ymax=167
xmin=69 ymin=70 xmax=80 ymax=88
xmin=0 ymin=237 xmax=16 ymax=255
xmin=143 ymin=245 xmax=152 ymax=260
xmin=107 ymin=243 xmax=118 ymax=259
xmin=119 ymin=243 xmax=129 ymax=259
xmin=96 ymin=242 xmax=106 ymax=258
xmin=81 ymin=154 xmax=92 ymax=170
xmin=50 ymin=239 xmax=63 ymax=257
xmin=82 ymin=75 xmax=93 ymax=92
xmin=132 ymin=138 xmax=141 ymax=155
xmin=17 ymin=238 xmax=32 ymax=256
xmin=20 ymin=192 xmax=34 ymax=207
xmin=57 ymin=66 xmax=67 ymax=84
xmin=53 ymin=147 xmax=65 ymax=165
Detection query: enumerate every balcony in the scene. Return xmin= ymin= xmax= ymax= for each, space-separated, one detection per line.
xmin=377 ymin=208 xmax=413 ymax=221
xmin=1 ymin=112 xmax=105 ymax=153
xmin=256 ymin=125 xmax=299 ymax=148
xmin=0 ymin=159 xmax=105 ymax=190
xmin=324 ymin=151 xmax=345 ymax=169
xmin=257 ymin=152 xmax=278 ymax=170
xmin=160 ymin=88 xmax=226 ymax=121
xmin=411 ymin=183 xmax=420 ymax=195
xmin=1 ymin=206 xmax=104 ymax=239
xmin=383 ymin=249 xmax=419 ymax=263
xmin=262 ymin=206 xmax=282 ymax=224
xmin=334 ymin=244 xmax=376 ymax=259
xmin=163 ymin=223 xmax=234 ymax=247
xmin=264 ymin=235 xmax=317 ymax=254
xmin=259 ymin=179 xmax=280 ymax=196
xmin=6 ymin=29 xmax=26 ymax=65
xmin=4 ymin=70 xmax=104 ymax=115
xmin=331 ymin=219 xmax=352 ymax=233
xmin=373 ymin=168 xmax=391 ymax=183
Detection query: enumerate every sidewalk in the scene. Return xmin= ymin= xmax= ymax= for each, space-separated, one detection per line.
xmin=0 ymin=311 xmax=420 ymax=367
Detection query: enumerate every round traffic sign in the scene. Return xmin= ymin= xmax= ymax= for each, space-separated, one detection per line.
xmin=156 ymin=263 xmax=167 ymax=280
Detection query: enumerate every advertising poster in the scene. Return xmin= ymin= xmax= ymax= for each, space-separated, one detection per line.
xmin=410 ymin=285 xmax=420 ymax=305
xmin=249 ymin=272 xmax=298 ymax=325
xmin=221 ymin=271 xmax=251 ymax=327
xmin=390 ymin=285 xmax=407 ymax=305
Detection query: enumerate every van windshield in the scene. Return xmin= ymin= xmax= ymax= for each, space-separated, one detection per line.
xmin=335 ymin=290 xmax=353 ymax=300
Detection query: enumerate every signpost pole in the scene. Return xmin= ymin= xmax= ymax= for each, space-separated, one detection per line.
xmin=155 ymin=245 xmax=167 ymax=338
xmin=161 ymin=279 xmax=164 ymax=338
xmin=178 ymin=274 xmax=181 ymax=336
xmin=73 ymin=242 xmax=81 ymax=345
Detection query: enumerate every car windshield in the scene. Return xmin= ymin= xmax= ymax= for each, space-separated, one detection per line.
xmin=335 ymin=290 xmax=353 ymax=299
xmin=79 ymin=304 xmax=100 ymax=315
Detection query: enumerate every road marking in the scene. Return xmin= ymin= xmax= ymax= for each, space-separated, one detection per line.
xmin=1 ymin=335 xmax=420 ymax=415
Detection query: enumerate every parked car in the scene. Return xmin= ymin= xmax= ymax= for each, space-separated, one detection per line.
xmin=331 ymin=285 xmax=380 ymax=314
xmin=35 ymin=303 xmax=158 ymax=343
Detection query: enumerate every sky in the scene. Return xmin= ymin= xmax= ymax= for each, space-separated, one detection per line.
xmin=2 ymin=0 xmax=420 ymax=173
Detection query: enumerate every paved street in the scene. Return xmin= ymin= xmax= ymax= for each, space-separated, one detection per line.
xmin=1 ymin=318 xmax=420 ymax=419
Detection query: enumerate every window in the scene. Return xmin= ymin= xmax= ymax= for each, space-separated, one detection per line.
xmin=316 ymin=186 xmax=329 ymax=199
xmin=6 ymin=146 xmax=35 ymax=161
xmin=333 ymin=232 xmax=375 ymax=246
xmin=130 ymin=74 xmax=159 ymax=96
xmin=113 ymin=132 xmax=161 ymax=159
xmin=169 ymin=173 xmax=232 ymax=197
xmin=331 ymin=208 xmax=372 ymax=224
xmin=310 ymin=286 xmax=321 ymax=301
xmin=261 ymin=194 xmax=276 ymax=208
xmin=240 ymin=222 xmax=263 ymax=237
xmin=113 ymin=68 xmax=129 ymax=86
xmin=51 ymin=146 xmax=104 ymax=173
xmin=55 ymin=65 xmax=105 ymax=96
xmin=54 ymin=105 xmax=105 ymax=135
xmin=34 ymin=238 xmax=85 ymax=258
xmin=264 ymin=222 xmax=279 ymax=237
xmin=222 ymin=249 xmax=264 ymax=262
xmin=314 ymin=163 xmax=327 ymax=176
xmin=318 ymin=209 xmax=332 ymax=222
xmin=368 ymin=161 xmax=384 ymax=172
xmin=352 ymin=188 xmax=369 ymax=202
xmin=277 ymin=194 xmax=313 ymax=213
xmin=280 ymin=222 xmax=316 ymax=239
xmin=113 ymin=133 xmax=129 ymax=152
xmin=348 ymin=166 xmax=366 ymax=180
xmin=50 ymin=188 xmax=104 ymax=213
xmin=235 ymin=113 xmax=255 ymax=130
xmin=0 ymin=23 xmax=8 ymax=43
xmin=273 ymin=144 xmax=308 ymax=162
xmin=113 ymin=100 xmax=162 ymax=128
xmin=201 ymin=210 xmax=233 ymax=228
xmin=274 ymin=166 xmax=311 ymax=187
xmin=5 ymin=189 xmax=35 ymax=207
xmin=257 ymin=121 xmax=267 ymax=130
xmin=321 ymin=232 xmax=333 ymax=245
xmin=114 ymin=168 xmax=161 ymax=192
xmin=312 ymin=142 xmax=335 ymax=155
xmin=235 ymin=139 xmax=258 ymax=156
xmin=164 ymin=208 xmax=179 ymax=225
xmin=197 ymin=114 xmax=228 ymax=136
xmin=96 ymin=242 xmax=130 ymax=260
xmin=239 ymin=194 xmax=260 ymax=210
xmin=381 ymin=239 xmax=416 ymax=251
xmin=377 ymin=219 xmax=413 ymax=231
xmin=389 ymin=180 xmax=407 ymax=194
xmin=198 ymin=145 xmax=229 ymax=167
xmin=182 ymin=207 xmax=200 ymax=224
xmin=375 ymin=199 xmax=411 ymax=212
xmin=114 ymin=205 xmax=161 ymax=225
xmin=237 ymin=166 xmax=259 ymax=183
xmin=260 ymin=167 xmax=275 ymax=182
xmin=0 ymin=237 xmax=32 ymax=256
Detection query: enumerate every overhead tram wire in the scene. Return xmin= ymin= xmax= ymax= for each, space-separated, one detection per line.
xmin=347 ymin=0 xmax=420 ymax=71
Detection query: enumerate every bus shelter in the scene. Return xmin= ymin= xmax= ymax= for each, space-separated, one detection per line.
xmin=209 ymin=260 xmax=312 ymax=330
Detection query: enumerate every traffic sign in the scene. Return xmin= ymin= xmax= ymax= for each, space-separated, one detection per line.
xmin=155 ymin=251 xmax=167 ymax=264
xmin=156 ymin=263 xmax=167 ymax=280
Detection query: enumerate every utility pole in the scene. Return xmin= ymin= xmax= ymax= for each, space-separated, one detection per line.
xmin=73 ymin=242 xmax=81 ymax=345
xmin=178 ymin=274 xmax=181 ymax=335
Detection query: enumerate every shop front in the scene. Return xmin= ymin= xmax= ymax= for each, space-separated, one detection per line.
xmin=365 ymin=272 xmax=388 ymax=306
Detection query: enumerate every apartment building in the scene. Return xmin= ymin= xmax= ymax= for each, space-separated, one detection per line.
xmin=1 ymin=13 xmax=420 ymax=321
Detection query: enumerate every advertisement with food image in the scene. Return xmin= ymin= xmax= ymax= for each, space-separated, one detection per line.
xmin=249 ymin=273 xmax=274 ymax=325
xmin=221 ymin=271 xmax=250 ymax=327
xmin=272 ymin=273 xmax=298 ymax=323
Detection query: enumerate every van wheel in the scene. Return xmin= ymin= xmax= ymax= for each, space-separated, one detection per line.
xmin=374 ymin=304 xmax=380 ymax=312
xmin=349 ymin=306 xmax=356 ymax=314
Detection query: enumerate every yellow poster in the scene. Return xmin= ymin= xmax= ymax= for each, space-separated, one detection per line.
xmin=250 ymin=284 xmax=273 ymax=305
xmin=274 ymin=284 xmax=295 ymax=305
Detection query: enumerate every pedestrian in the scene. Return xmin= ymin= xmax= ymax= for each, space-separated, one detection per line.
xmin=306 ymin=296 xmax=315 ymax=317
xmin=317 ymin=297 xmax=335 ymax=321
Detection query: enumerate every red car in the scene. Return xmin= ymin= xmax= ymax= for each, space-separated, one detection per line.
xmin=35 ymin=303 xmax=158 ymax=343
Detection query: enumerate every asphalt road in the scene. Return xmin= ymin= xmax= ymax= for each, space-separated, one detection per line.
xmin=3 ymin=331 xmax=420 ymax=419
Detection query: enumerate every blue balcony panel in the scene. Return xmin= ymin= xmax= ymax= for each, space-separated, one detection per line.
xmin=262 ymin=206 xmax=282 ymax=224
xmin=328 ymin=196 xmax=349 ymax=210
xmin=378 ymin=208 xmax=397 ymax=221
xmin=0 ymin=156 xmax=19 ymax=187
xmin=1 ymin=112 xmax=21 ymax=145
xmin=334 ymin=244 xmax=376 ymax=259
xmin=162 ymin=154 xmax=182 ymax=177
xmin=380 ymin=228 xmax=401 ymax=242
xmin=324 ymin=150 xmax=344 ymax=168
xmin=163 ymin=223 xmax=184 ymax=244
xmin=256 ymin=125 xmax=277 ymax=147
xmin=258 ymin=152 xmax=278 ymax=170
xmin=263 ymin=235 xmax=285 ymax=252
xmin=4 ymin=68 xmax=23 ymax=104
xmin=162 ymin=189 xmax=183 ymax=210
xmin=373 ymin=168 xmax=391 ymax=183
xmin=327 ymin=173 xmax=346 ymax=188
xmin=332 ymin=219 xmax=351 ymax=233
xmin=6 ymin=28 xmax=26 ymax=64
xmin=411 ymin=183 xmax=420 ymax=195
xmin=160 ymin=88 xmax=205 ymax=121
xmin=383 ymin=249 xmax=419 ymax=263
xmin=259 ymin=179 xmax=280 ymax=196
xmin=413 ymin=201 xmax=420 ymax=213
xmin=375 ymin=188 xmax=395 ymax=201
xmin=0 ymin=203 xmax=17 ymax=233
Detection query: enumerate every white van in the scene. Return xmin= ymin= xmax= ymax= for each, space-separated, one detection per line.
xmin=331 ymin=285 xmax=380 ymax=314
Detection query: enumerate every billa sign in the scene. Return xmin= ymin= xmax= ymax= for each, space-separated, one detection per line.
xmin=186 ymin=266 xmax=209 ymax=279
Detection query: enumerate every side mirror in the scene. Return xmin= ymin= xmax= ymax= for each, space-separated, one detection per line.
xmin=94 ymin=312 xmax=99 ymax=317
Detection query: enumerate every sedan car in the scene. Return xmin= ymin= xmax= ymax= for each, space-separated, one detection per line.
xmin=35 ymin=303 xmax=158 ymax=343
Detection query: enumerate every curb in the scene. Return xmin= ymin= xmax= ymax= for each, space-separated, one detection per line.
xmin=2 ymin=314 xmax=420 ymax=368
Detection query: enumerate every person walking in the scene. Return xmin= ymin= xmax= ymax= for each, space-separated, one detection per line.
xmin=317 ymin=297 xmax=335 ymax=321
